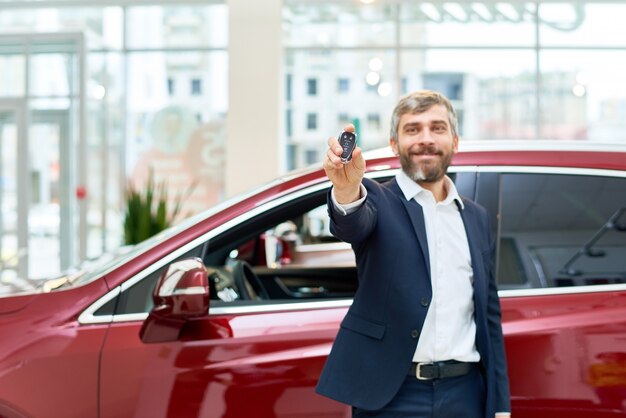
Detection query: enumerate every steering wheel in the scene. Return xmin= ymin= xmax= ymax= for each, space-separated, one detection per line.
xmin=232 ymin=260 xmax=269 ymax=300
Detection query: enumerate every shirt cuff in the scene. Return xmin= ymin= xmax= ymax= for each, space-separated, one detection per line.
xmin=495 ymin=413 xmax=511 ymax=417
xmin=330 ymin=184 xmax=367 ymax=215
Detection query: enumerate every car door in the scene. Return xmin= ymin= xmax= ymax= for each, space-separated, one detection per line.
xmin=95 ymin=186 xmax=350 ymax=418
xmin=99 ymin=300 xmax=350 ymax=418
xmin=478 ymin=168 xmax=626 ymax=417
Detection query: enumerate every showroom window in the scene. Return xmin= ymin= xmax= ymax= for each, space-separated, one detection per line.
xmin=497 ymin=172 xmax=626 ymax=289
xmin=0 ymin=3 xmax=228 ymax=278
xmin=283 ymin=1 xmax=626 ymax=169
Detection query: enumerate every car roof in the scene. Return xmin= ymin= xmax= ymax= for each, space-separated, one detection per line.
xmin=363 ymin=139 xmax=626 ymax=160
xmin=272 ymin=140 xmax=626 ymax=196
xmin=361 ymin=140 xmax=626 ymax=173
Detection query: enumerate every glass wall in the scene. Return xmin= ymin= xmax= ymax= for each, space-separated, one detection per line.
xmin=284 ymin=1 xmax=626 ymax=169
xmin=0 ymin=3 xmax=227 ymax=280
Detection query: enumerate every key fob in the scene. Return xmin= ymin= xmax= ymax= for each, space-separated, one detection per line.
xmin=338 ymin=131 xmax=357 ymax=164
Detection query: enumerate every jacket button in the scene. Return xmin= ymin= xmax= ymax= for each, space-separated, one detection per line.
xmin=411 ymin=330 xmax=419 ymax=339
xmin=420 ymin=298 xmax=430 ymax=307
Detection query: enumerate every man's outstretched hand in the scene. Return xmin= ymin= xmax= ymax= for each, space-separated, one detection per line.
xmin=322 ymin=124 xmax=365 ymax=204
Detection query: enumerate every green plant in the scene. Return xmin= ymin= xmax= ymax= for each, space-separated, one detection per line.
xmin=123 ymin=172 xmax=192 ymax=245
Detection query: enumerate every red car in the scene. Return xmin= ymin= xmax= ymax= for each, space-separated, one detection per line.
xmin=1 ymin=141 xmax=626 ymax=418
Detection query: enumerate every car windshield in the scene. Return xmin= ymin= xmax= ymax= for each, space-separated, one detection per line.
xmin=62 ymin=216 xmax=205 ymax=289
xmin=49 ymin=176 xmax=294 ymax=291
xmin=0 ymin=212 xmax=203 ymax=298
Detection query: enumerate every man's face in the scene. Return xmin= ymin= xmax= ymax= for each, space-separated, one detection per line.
xmin=390 ymin=104 xmax=458 ymax=183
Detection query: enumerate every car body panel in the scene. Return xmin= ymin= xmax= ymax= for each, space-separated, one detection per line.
xmin=100 ymin=308 xmax=350 ymax=418
xmin=501 ymin=290 xmax=626 ymax=416
xmin=0 ymin=279 xmax=109 ymax=418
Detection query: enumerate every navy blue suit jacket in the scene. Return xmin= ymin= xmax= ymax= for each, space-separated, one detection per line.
xmin=316 ymin=177 xmax=511 ymax=416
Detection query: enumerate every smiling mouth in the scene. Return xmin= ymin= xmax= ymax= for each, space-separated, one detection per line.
xmin=409 ymin=145 xmax=442 ymax=157
xmin=412 ymin=152 xmax=440 ymax=159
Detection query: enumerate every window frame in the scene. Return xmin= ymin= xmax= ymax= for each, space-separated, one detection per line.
xmin=80 ymin=167 xmax=476 ymax=323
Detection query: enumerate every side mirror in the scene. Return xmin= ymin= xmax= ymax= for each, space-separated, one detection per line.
xmin=140 ymin=258 xmax=209 ymax=343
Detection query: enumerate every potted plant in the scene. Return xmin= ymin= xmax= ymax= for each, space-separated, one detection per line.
xmin=123 ymin=171 xmax=194 ymax=245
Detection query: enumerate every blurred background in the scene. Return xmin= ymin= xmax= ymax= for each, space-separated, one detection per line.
xmin=1 ymin=0 xmax=625 ymax=282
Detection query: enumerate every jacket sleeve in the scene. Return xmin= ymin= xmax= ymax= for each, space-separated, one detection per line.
xmin=326 ymin=185 xmax=378 ymax=246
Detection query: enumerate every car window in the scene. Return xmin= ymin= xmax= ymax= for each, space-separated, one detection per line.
xmin=110 ymin=187 xmax=343 ymax=315
xmin=497 ymin=173 xmax=626 ymax=289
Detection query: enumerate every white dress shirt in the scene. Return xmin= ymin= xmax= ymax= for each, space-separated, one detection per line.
xmin=331 ymin=171 xmax=480 ymax=363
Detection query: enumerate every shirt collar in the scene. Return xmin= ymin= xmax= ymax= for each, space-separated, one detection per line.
xmin=395 ymin=170 xmax=465 ymax=210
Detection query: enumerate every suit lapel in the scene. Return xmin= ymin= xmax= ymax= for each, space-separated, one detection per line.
xmin=390 ymin=179 xmax=431 ymax=279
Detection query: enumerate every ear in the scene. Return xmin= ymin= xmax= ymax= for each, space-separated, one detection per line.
xmin=452 ymin=135 xmax=459 ymax=154
xmin=389 ymin=138 xmax=399 ymax=155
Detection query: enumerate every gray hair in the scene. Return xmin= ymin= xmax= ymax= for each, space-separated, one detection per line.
xmin=389 ymin=90 xmax=459 ymax=141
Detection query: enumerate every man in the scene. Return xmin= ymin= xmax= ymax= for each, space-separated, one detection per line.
xmin=316 ymin=90 xmax=511 ymax=417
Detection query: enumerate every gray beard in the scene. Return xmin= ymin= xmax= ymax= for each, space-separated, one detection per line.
xmin=400 ymin=154 xmax=448 ymax=183
xmin=404 ymin=166 xmax=428 ymax=182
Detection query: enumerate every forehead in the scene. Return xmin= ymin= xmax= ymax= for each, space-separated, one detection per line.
xmin=399 ymin=104 xmax=449 ymax=126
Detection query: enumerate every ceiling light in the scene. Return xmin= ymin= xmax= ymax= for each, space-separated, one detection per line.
xmin=572 ymin=84 xmax=586 ymax=97
xmin=443 ymin=3 xmax=467 ymax=21
xmin=369 ymin=57 xmax=383 ymax=72
xmin=575 ymin=71 xmax=589 ymax=85
xmin=93 ymin=85 xmax=106 ymax=100
xmin=420 ymin=3 xmax=441 ymax=21
xmin=495 ymin=3 xmax=519 ymax=21
xmin=378 ymin=82 xmax=392 ymax=96
xmin=470 ymin=3 xmax=492 ymax=20
xmin=366 ymin=71 xmax=380 ymax=86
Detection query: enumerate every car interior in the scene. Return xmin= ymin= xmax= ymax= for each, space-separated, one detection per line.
xmin=204 ymin=186 xmax=360 ymax=304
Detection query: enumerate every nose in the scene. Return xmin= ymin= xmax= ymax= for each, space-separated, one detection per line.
xmin=416 ymin=128 xmax=436 ymax=145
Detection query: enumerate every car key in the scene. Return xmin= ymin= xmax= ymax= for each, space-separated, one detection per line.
xmin=338 ymin=131 xmax=357 ymax=164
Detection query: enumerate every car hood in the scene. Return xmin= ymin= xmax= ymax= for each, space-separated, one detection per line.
xmin=0 ymin=245 xmax=136 ymax=305
xmin=0 ymin=293 xmax=38 ymax=315
xmin=0 ymin=271 xmax=63 ymax=300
